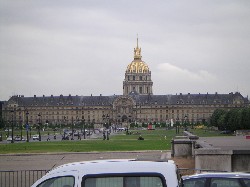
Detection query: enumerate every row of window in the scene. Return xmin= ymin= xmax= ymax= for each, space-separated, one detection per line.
xmin=125 ymin=86 xmax=150 ymax=94
xmin=127 ymin=75 xmax=150 ymax=81
xmin=8 ymin=113 xmax=211 ymax=124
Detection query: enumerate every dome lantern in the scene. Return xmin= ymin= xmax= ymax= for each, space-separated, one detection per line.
xmin=126 ymin=37 xmax=150 ymax=73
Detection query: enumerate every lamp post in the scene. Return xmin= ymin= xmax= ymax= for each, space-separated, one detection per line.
xmin=29 ymin=125 xmax=31 ymax=139
xmin=178 ymin=118 xmax=180 ymax=134
xmin=82 ymin=118 xmax=86 ymax=139
xmin=11 ymin=110 xmax=14 ymax=143
xmin=7 ymin=121 xmax=10 ymax=137
xmin=71 ymin=116 xmax=74 ymax=140
xmin=38 ymin=113 xmax=41 ymax=141
xmin=20 ymin=118 xmax=23 ymax=140
xmin=26 ymin=111 xmax=29 ymax=142
xmin=87 ymin=119 xmax=91 ymax=137
xmin=134 ymin=103 xmax=138 ymax=129
xmin=106 ymin=114 xmax=109 ymax=140
xmin=176 ymin=117 xmax=180 ymax=134
xmin=184 ymin=115 xmax=188 ymax=130
xmin=102 ymin=114 xmax=105 ymax=128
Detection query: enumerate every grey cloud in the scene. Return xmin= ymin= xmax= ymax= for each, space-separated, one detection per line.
xmin=0 ymin=0 xmax=250 ymax=100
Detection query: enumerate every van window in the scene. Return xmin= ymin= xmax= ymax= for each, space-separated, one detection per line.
xmin=243 ymin=179 xmax=250 ymax=187
xmin=37 ymin=176 xmax=74 ymax=187
xmin=82 ymin=174 xmax=165 ymax=187
xmin=183 ymin=178 xmax=206 ymax=187
xmin=210 ymin=178 xmax=241 ymax=187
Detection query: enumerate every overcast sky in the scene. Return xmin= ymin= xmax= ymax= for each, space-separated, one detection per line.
xmin=1 ymin=0 xmax=250 ymax=101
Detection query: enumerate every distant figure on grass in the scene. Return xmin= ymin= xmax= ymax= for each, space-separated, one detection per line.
xmin=103 ymin=132 xmax=106 ymax=140
xmin=138 ymin=135 xmax=144 ymax=140
xmin=47 ymin=132 xmax=50 ymax=141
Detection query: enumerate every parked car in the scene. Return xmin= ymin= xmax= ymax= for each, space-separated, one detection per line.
xmin=62 ymin=135 xmax=70 ymax=140
xmin=180 ymin=172 xmax=250 ymax=187
xmin=117 ymin=127 xmax=126 ymax=131
xmin=220 ymin=130 xmax=232 ymax=134
xmin=6 ymin=136 xmax=13 ymax=141
xmin=32 ymin=135 xmax=39 ymax=140
xmin=31 ymin=159 xmax=180 ymax=187
xmin=14 ymin=135 xmax=25 ymax=141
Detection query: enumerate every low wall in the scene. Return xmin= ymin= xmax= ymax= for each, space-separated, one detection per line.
xmin=195 ymin=149 xmax=250 ymax=172
xmin=195 ymin=149 xmax=232 ymax=171
xmin=232 ymin=150 xmax=250 ymax=172
xmin=171 ymin=131 xmax=250 ymax=172
xmin=183 ymin=131 xmax=199 ymax=140
xmin=171 ymin=139 xmax=193 ymax=157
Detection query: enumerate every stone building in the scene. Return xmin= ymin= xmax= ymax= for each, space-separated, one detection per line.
xmin=2 ymin=39 xmax=249 ymax=128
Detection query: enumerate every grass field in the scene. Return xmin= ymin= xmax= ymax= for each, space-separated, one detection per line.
xmin=0 ymin=128 xmax=230 ymax=154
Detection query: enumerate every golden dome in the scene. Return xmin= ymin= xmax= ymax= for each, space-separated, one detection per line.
xmin=126 ymin=37 xmax=150 ymax=73
xmin=126 ymin=60 xmax=149 ymax=73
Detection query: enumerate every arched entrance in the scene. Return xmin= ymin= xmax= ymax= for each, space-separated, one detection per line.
xmin=122 ymin=115 xmax=128 ymax=122
xmin=113 ymin=96 xmax=135 ymax=127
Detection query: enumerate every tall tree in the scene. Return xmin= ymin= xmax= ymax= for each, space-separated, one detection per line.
xmin=241 ymin=108 xmax=250 ymax=129
xmin=210 ymin=109 xmax=226 ymax=130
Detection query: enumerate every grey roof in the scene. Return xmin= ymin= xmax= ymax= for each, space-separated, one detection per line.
xmin=7 ymin=94 xmax=118 ymax=107
xmin=5 ymin=92 xmax=248 ymax=107
xmin=129 ymin=92 xmax=248 ymax=106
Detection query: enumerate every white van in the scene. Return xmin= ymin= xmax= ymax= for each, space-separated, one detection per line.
xmin=31 ymin=159 xmax=180 ymax=187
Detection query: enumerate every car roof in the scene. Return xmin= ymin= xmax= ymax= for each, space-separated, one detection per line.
xmin=46 ymin=159 xmax=176 ymax=176
xmin=182 ymin=172 xmax=250 ymax=180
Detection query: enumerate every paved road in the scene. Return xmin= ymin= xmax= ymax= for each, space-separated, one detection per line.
xmin=0 ymin=151 xmax=171 ymax=171
xmin=199 ymin=135 xmax=250 ymax=150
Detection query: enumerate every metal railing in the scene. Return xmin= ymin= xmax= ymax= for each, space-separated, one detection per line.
xmin=0 ymin=170 xmax=49 ymax=187
xmin=0 ymin=168 xmax=228 ymax=187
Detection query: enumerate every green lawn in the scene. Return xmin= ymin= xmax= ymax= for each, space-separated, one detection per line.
xmin=0 ymin=128 xmax=231 ymax=154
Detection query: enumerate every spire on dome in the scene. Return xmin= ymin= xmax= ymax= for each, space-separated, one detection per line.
xmin=134 ymin=35 xmax=142 ymax=60
xmin=137 ymin=34 xmax=139 ymax=48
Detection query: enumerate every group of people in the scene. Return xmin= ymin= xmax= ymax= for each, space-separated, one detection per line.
xmin=47 ymin=132 xmax=56 ymax=141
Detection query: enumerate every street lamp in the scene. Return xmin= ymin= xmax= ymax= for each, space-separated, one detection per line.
xmin=106 ymin=114 xmax=109 ymax=140
xmin=20 ymin=118 xmax=23 ymax=140
xmin=38 ymin=113 xmax=41 ymax=141
xmin=11 ymin=110 xmax=14 ymax=143
xmin=176 ymin=117 xmax=180 ymax=134
xmin=102 ymin=114 xmax=106 ymax=128
xmin=88 ymin=119 xmax=90 ymax=137
xmin=26 ymin=111 xmax=29 ymax=142
xmin=6 ymin=121 xmax=10 ymax=137
xmin=71 ymin=116 xmax=74 ymax=140
xmin=82 ymin=118 xmax=86 ymax=139
xmin=184 ymin=115 xmax=188 ymax=130
xmin=134 ymin=103 xmax=138 ymax=128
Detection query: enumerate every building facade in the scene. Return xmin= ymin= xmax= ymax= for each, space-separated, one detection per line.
xmin=2 ymin=40 xmax=249 ymax=128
